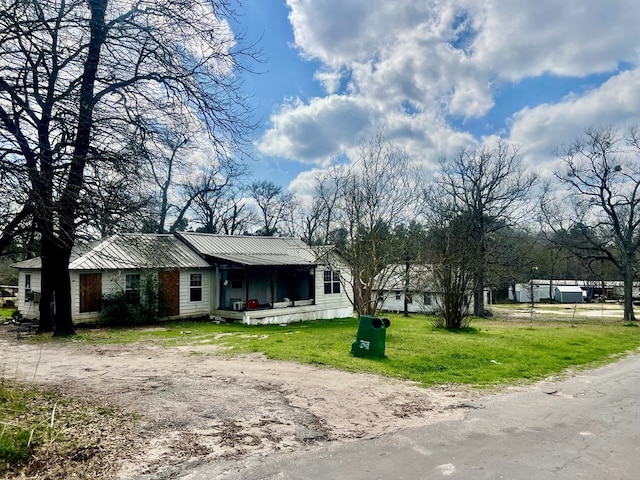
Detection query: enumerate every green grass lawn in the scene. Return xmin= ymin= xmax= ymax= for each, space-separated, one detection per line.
xmin=41 ymin=312 xmax=640 ymax=388
xmin=4 ymin=310 xmax=640 ymax=472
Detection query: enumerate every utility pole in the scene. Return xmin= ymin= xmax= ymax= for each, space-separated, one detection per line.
xmin=404 ymin=255 xmax=410 ymax=317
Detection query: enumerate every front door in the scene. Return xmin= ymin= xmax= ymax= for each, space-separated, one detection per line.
xmin=158 ymin=270 xmax=180 ymax=317
xmin=79 ymin=273 xmax=102 ymax=313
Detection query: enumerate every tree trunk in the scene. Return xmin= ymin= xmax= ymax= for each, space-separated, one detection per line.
xmin=52 ymin=245 xmax=75 ymax=336
xmin=623 ymin=261 xmax=636 ymax=322
xmin=473 ymin=273 xmax=485 ymax=317
xmin=473 ymin=231 xmax=486 ymax=317
xmin=40 ymin=0 xmax=107 ymax=336
xmin=38 ymin=236 xmax=75 ymax=335
xmin=37 ymin=250 xmax=55 ymax=333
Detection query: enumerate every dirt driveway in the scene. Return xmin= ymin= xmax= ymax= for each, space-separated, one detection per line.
xmin=1 ymin=328 xmax=480 ymax=479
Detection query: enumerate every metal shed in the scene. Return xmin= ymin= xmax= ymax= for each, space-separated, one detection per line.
xmin=554 ymin=285 xmax=585 ymax=303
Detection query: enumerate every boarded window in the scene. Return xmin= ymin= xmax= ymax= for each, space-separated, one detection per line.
xmin=80 ymin=273 xmax=102 ymax=313
xmin=158 ymin=270 xmax=180 ymax=317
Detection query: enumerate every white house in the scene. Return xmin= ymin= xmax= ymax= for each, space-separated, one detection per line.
xmin=371 ymin=265 xmax=436 ymax=314
xmin=12 ymin=233 xmax=354 ymax=325
xmin=372 ymin=264 xmax=472 ymax=315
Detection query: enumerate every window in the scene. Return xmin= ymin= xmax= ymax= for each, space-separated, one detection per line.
xmin=25 ymin=274 xmax=32 ymax=302
xmin=125 ymin=274 xmax=141 ymax=304
xmin=395 ymin=291 xmax=401 ymax=300
xmin=323 ymin=270 xmax=341 ymax=294
xmin=190 ymin=273 xmax=202 ymax=302
xmin=226 ymin=271 xmax=243 ymax=289
xmin=423 ymin=292 xmax=432 ymax=306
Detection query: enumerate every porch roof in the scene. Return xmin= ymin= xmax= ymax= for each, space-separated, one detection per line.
xmin=177 ymin=232 xmax=317 ymax=267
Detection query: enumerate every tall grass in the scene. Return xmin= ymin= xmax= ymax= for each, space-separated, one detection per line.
xmin=0 ymin=381 xmax=52 ymax=473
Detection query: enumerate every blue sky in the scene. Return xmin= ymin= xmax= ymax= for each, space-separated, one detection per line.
xmin=231 ymin=0 xmax=640 ymax=196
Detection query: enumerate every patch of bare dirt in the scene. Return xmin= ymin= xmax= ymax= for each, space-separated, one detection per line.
xmin=0 ymin=325 xmax=480 ymax=479
xmin=490 ymin=304 xmax=626 ymax=321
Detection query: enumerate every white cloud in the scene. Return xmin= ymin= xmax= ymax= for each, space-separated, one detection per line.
xmin=288 ymin=168 xmax=325 ymax=198
xmin=313 ymin=68 xmax=343 ymax=94
xmin=509 ymin=68 xmax=640 ymax=176
xmin=257 ymin=95 xmax=377 ymax=164
xmin=473 ymin=0 xmax=640 ymax=80
xmin=260 ymin=0 xmax=640 ymax=183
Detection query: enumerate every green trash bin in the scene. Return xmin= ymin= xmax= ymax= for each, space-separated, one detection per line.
xmin=351 ymin=315 xmax=390 ymax=358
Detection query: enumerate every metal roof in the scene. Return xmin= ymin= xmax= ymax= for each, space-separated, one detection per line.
xmin=67 ymin=234 xmax=211 ymax=270
xmin=373 ymin=264 xmax=434 ymax=291
xmin=176 ymin=232 xmax=317 ymax=266
xmin=12 ymin=234 xmax=211 ymax=271
xmin=555 ymin=285 xmax=585 ymax=293
xmin=13 ymin=233 xmax=319 ymax=271
xmin=11 ymin=257 xmax=43 ymax=269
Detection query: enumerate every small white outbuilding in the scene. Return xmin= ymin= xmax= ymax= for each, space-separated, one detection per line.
xmin=554 ymin=285 xmax=585 ymax=303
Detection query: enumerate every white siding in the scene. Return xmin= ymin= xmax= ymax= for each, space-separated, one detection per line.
xmin=379 ymin=290 xmax=428 ymax=314
xmin=69 ymin=268 xmax=212 ymax=324
xmin=103 ymin=270 xmax=135 ymax=297
xmin=179 ymin=270 xmax=210 ymax=317
xmin=16 ymin=270 xmax=41 ymax=320
xmin=512 ymin=284 xmax=549 ymax=303
xmin=70 ymin=271 xmax=103 ymax=323
xmin=314 ymin=265 xmax=353 ymax=312
xmin=71 ymin=269 xmax=136 ymax=324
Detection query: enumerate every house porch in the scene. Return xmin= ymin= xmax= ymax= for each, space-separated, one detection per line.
xmin=211 ymin=301 xmax=353 ymax=325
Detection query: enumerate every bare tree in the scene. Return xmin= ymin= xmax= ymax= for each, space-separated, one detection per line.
xmin=171 ymin=160 xmax=248 ymax=232
xmin=299 ymin=196 xmax=327 ymax=245
xmin=542 ymin=126 xmax=640 ymax=322
xmin=78 ymin=162 xmax=154 ymax=239
xmin=426 ymin=213 xmax=475 ymax=328
xmin=0 ymin=0 xmax=256 ymax=335
xmin=191 ymin=183 xmax=254 ymax=234
xmin=331 ymin=132 xmax=424 ymax=316
xmin=249 ymin=180 xmax=295 ymax=236
xmin=143 ymin=127 xmax=194 ymax=233
xmin=433 ymin=141 xmax=537 ymax=317
xmin=307 ymin=165 xmax=343 ymax=245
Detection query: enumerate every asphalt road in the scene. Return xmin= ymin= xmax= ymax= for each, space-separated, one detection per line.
xmin=174 ymin=355 xmax=640 ymax=480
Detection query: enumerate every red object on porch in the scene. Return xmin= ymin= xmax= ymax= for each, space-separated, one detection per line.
xmin=247 ymin=299 xmax=259 ymax=309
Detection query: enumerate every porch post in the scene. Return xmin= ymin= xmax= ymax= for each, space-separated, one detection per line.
xmin=292 ymin=271 xmax=297 ymax=306
xmin=271 ymin=269 xmax=275 ymax=306
xmin=244 ymin=269 xmax=249 ymax=304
